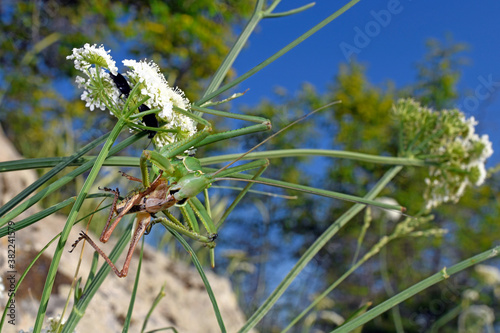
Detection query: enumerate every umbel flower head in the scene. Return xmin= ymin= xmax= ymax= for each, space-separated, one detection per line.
xmin=67 ymin=43 xmax=196 ymax=147
xmin=393 ymin=99 xmax=493 ymax=210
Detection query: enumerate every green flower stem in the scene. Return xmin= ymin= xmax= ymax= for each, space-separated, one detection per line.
xmin=429 ymin=304 xmax=463 ymax=333
xmin=379 ymin=220 xmax=404 ymax=333
xmin=200 ymin=149 xmax=428 ymax=167
xmin=238 ymin=166 xmax=403 ymax=333
xmin=0 ymin=132 xmax=145 ymax=227
xmin=200 ymin=0 xmax=265 ymax=105
xmin=209 ymin=168 xmax=404 ymax=212
xmin=141 ymin=285 xmax=166 ymax=333
xmin=263 ymin=2 xmax=315 ymax=18
xmin=331 ymin=245 xmax=500 ymax=333
xmin=197 ymin=0 xmax=363 ymax=106
xmin=34 ymin=118 xmax=128 ymax=333
xmin=123 ymin=239 xmax=144 ymax=333
xmin=0 ymin=149 xmax=428 ymax=173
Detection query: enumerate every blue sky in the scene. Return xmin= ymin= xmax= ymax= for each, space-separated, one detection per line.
xmin=232 ymin=0 xmax=500 ymax=164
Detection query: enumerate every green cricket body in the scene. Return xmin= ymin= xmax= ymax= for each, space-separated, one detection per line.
xmin=170 ymin=172 xmax=213 ymax=204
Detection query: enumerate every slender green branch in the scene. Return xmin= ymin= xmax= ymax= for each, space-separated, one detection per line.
xmin=200 ymin=149 xmax=428 ymax=166
xmin=331 ymin=246 xmax=500 ymax=332
xmin=199 ymin=0 xmax=265 ymax=105
xmin=264 ymin=2 xmax=315 ymax=18
xmin=0 ymin=149 xmax=427 ymax=173
xmin=197 ymin=0 xmax=363 ymax=105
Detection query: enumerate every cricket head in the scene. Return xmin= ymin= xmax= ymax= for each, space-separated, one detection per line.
xmin=170 ymin=172 xmax=212 ymax=205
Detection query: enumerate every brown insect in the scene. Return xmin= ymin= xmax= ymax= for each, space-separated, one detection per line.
xmin=70 ymin=170 xmax=176 ymax=277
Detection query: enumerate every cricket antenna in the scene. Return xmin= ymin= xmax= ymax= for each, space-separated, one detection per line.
xmin=212 ymin=101 xmax=341 ymax=177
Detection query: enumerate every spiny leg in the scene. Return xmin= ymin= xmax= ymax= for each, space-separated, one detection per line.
xmin=98 ymin=187 xmax=121 ymax=241
xmin=70 ymin=213 xmax=151 ymax=278
xmin=118 ymin=170 xmax=142 ymax=183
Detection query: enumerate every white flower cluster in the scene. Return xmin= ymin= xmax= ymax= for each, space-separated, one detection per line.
xmin=393 ymin=99 xmax=493 ymax=210
xmin=67 ymin=44 xmax=196 ymax=146
xmin=122 ymin=59 xmax=196 ymax=146
xmin=475 ymin=264 xmax=500 ymax=286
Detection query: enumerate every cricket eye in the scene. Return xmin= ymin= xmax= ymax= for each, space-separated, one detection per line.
xmin=176 ymin=198 xmax=188 ymax=206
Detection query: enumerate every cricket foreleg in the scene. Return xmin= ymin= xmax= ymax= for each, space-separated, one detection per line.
xmin=118 ymin=170 xmax=143 ymax=183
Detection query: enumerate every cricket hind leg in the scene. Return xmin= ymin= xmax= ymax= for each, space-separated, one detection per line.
xmin=98 ymin=187 xmax=121 ymax=241
xmin=71 ymin=213 xmax=152 ymax=278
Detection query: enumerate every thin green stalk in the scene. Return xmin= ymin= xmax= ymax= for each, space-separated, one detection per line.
xmin=379 ymin=220 xmax=404 ymax=332
xmin=0 ymin=148 xmax=428 ymax=173
xmin=429 ymin=304 xmax=462 ymax=333
xmin=197 ymin=0 xmax=363 ymax=106
xmin=123 ymin=238 xmax=145 ymax=333
xmin=331 ymin=246 xmax=500 ymax=332
xmin=238 ymin=166 xmax=402 ymax=333
xmin=0 ymin=132 xmax=109 ymax=218
xmin=282 ymin=241 xmax=378 ymax=333
xmin=201 ymin=149 xmax=428 ymax=167
xmin=216 ymin=163 xmax=268 ymax=229
xmin=141 ymin=285 xmax=166 ymax=333
xmin=209 ymin=168 xmax=405 ymax=212
xmin=0 ymin=132 xmax=145 ymax=227
xmin=167 ymin=228 xmax=227 ymax=333
xmin=34 ymin=118 xmax=128 ymax=332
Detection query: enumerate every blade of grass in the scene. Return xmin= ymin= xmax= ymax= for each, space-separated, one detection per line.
xmin=163 ymin=226 xmax=227 ymax=333
xmin=123 ymin=238 xmax=145 ymax=333
xmin=34 ymin=118 xmax=128 ymax=332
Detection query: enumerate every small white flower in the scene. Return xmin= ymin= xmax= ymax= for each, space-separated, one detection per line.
xmin=458 ymin=305 xmax=495 ymax=332
xmin=475 ymin=264 xmax=500 ymax=286
xmin=123 ymin=59 xmax=196 ymax=147
xmin=67 ymin=43 xmax=117 ymax=74
xmin=462 ymin=289 xmax=479 ymax=301
xmin=372 ymin=197 xmax=402 ymax=222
